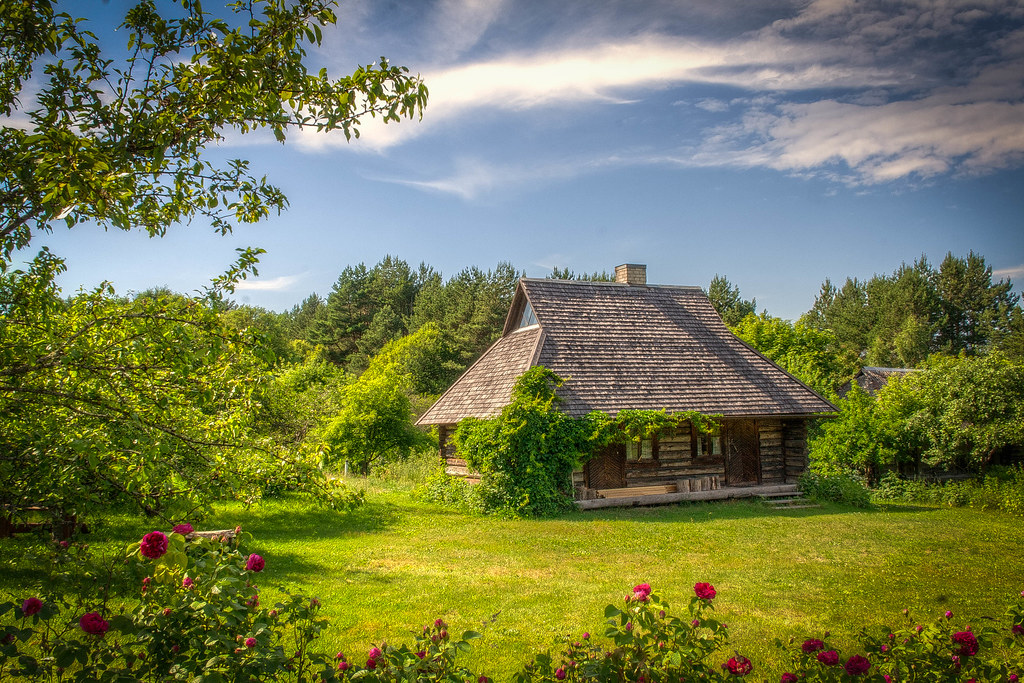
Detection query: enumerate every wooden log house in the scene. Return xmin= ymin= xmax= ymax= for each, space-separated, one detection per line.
xmin=416 ymin=264 xmax=836 ymax=503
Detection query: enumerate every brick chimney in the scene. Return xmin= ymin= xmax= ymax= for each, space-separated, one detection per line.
xmin=614 ymin=263 xmax=647 ymax=286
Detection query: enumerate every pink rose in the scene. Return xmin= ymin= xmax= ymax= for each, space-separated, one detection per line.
xmin=366 ymin=658 xmax=377 ymax=670
xmin=338 ymin=661 xmax=350 ymax=671
xmin=1013 ymin=624 xmax=1024 ymax=636
xmin=79 ymin=612 xmax=109 ymax=635
xmin=555 ymin=667 xmax=566 ymax=680
xmin=182 ymin=577 xmax=194 ymax=588
xmin=844 ymin=655 xmax=871 ymax=676
xmin=802 ymin=639 xmax=825 ymax=654
xmin=723 ymin=655 xmax=753 ymax=676
xmin=172 ymin=523 xmax=194 ymax=535
xmin=244 ymin=637 xmax=256 ymax=648
xmin=816 ymin=650 xmax=839 ymax=666
xmin=368 ymin=647 xmax=382 ymax=659
xmin=945 ymin=610 xmax=953 ymax=619
xmin=582 ymin=632 xmax=590 ymax=640
xmin=952 ymin=631 xmax=978 ymax=657
xmin=139 ymin=531 xmax=168 ymax=559
xmin=21 ymin=597 xmax=42 ymax=616
xmin=245 ymin=554 xmax=265 ymax=572
xmin=781 ymin=674 xmax=798 ymax=683
xmin=694 ymin=582 xmax=717 ymax=600
xmin=632 ymin=583 xmax=651 ymax=601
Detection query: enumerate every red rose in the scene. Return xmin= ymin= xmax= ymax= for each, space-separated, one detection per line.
xmin=21 ymin=597 xmax=42 ymax=616
xmin=844 ymin=655 xmax=871 ymax=676
xmin=79 ymin=612 xmax=109 ymax=635
xmin=952 ymin=631 xmax=979 ymax=657
xmin=802 ymin=638 xmax=825 ymax=653
xmin=139 ymin=531 xmax=168 ymax=560
xmin=723 ymin=655 xmax=753 ymax=676
xmin=781 ymin=674 xmax=798 ymax=683
xmin=245 ymin=554 xmax=265 ymax=572
xmin=816 ymin=650 xmax=839 ymax=666
xmin=694 ymin=582 xmax=717 ymax=600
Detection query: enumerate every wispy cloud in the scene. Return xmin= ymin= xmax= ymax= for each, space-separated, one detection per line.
xmin=297 ymin=31 xmax=896 ymax=153
xmin=234 ymin=274 xmax=302 ymax=291
xmin=686 ymin=61 xmax=1024 ymax=184
xmin=994 ymin=264 xmax=1024 ymax=281
xmin=298 ymin=0 xmax=1024 ymax=190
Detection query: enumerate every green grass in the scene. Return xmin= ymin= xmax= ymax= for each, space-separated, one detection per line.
xmin=3 ymin=485 xmax=1022 ymax=681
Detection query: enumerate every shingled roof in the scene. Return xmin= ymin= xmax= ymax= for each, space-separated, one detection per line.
xmin=417 ymin=277 xmax=836 ymax=425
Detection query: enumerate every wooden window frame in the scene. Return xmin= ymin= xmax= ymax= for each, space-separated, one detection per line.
xmin=690 ymin=423 xmax=721 ymax=460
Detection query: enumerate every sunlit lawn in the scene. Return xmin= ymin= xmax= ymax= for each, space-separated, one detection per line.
xmin=3 ymin=484 xmax=1022 ymax=680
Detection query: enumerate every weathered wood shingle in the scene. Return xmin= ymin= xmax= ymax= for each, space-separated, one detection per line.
xmin=416 ymin=325 xmax=542 ymax=424
xmin=417 ymin=278 xmax=836 ymax=425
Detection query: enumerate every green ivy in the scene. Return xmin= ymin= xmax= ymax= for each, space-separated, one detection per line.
xmin=438 ymin=368 xmax=718 ymax=517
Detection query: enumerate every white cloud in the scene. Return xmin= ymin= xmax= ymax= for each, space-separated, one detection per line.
xmin=994 ymin=264 xmax=1024 ymax=280
xmin=687 ymin=62 xmax=1024 ymax=184
xmin=296 ymin=32 xmax=896 ymax=152
xmin=234 ymin=274 xmax=302 ymax=291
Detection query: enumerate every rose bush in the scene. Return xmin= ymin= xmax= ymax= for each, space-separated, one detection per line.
xmin=2 ymin=535 xmax=1022 ymax=682
xmin=777 ymin=591 xmax=1024 ymax=682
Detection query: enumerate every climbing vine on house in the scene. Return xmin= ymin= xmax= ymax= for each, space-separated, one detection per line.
xmin=429 ymin=367 xmax=719 ymax=517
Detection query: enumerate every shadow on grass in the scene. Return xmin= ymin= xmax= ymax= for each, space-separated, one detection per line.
xmin=561 ymin=498 xmax=946 ymax=523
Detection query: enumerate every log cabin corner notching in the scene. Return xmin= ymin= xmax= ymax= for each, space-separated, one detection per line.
xmin=415 ymin=264 xmax=837 ymax=502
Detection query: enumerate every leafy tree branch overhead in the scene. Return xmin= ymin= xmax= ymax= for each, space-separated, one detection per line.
xmin=0 ymin=0 xmax=427 ymax=263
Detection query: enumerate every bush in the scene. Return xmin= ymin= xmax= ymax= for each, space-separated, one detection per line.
xmin=2 ymin=535 xmax=1023 ymax=682
xmin=798 ymin=471 xmax=872 ymax=508
xmin=872 ymin=466 xmax=1024 ymax=516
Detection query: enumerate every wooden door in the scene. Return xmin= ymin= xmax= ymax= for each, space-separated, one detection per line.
xmin=585 ymin=444 xmax=627 ymax=489
xmin=725 ymin=420 xmax=761 ymax=486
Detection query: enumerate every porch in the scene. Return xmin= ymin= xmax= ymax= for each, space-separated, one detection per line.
xmin=575 ymin=483 xmax=802 ymax=510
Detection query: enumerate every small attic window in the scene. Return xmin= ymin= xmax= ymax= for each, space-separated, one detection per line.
xmin=519 ymin=301 xmax=538 ymax=328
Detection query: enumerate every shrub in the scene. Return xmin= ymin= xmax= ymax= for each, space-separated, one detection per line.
xmin=871 ymin=466 xmax=1024 ymax=516
xmin=798 ymin=471 xmax=872 ymax=508
xmin=2 ymin=535 xmax=1023 ymax=682
xmin=777 ymin=596 xmax=1024 ymax=682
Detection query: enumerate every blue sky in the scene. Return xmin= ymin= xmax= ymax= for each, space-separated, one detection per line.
xmin=31 ymin=0 xmax=1024 ymax=321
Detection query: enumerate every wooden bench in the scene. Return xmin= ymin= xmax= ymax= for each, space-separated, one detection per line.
xmin=598 ymin=484 xmax=678 ymax=499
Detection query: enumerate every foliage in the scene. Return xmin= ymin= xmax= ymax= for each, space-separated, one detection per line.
xmin=801 ymin=253 xmax=1021 ymax=365
xmin=447 ymin=367 xmax=595 ymax=517
xmin=0 ymin=251 xmax=358 ymax=522
xmin=547 ymin=267 xmax=614 ymax=282
xmin=810 ymin=354 xmax=1024 ymax=478
xmin=0 ymin=0 xmax=426 ymax=262
xmin=907 ymin=353 xmax=1024 ymax=471
xmin=515 ymin=584 xmax=735 ymax=683
xmin=0 ymin=529 xmax=339 ymax=681
xmin=806 ymin=384 xmax=908 ymax=483
xmin=873 ymin=467 xmax=1024 ymax=516
xmin=319 ymin=326 xmax=441 ymax=474
xmin=797 ymin=471 xmax=872 ymax=508
xmin=707 ymin=274 xmax=756 ymax=327
xmin=776 ymin=597 xmax=1024 ymax=683
xmin=433 ymin=371 xmax=718 ymax=517
xmin=731 ymin=313 xmax=859 ymax=399
xmin=7 ymin=542 xmax=1021 ymax=683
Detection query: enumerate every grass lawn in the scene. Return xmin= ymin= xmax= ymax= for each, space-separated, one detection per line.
xmin=3 ymin=484 xmax=1022 ymax=681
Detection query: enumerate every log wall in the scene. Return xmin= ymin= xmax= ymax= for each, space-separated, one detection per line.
xmin=441 ymin=418 xmax=812 ymax=491
xmin=782 ymin=419 xmax=809 ymax=483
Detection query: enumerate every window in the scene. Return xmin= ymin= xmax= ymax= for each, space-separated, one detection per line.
xmin=519 ymin=301 xmax=538 ymax=328
xmin=691 ymin=425 xmax=721 ymax=459
xmin=631 ymin=437 xmax=658 ymax=462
